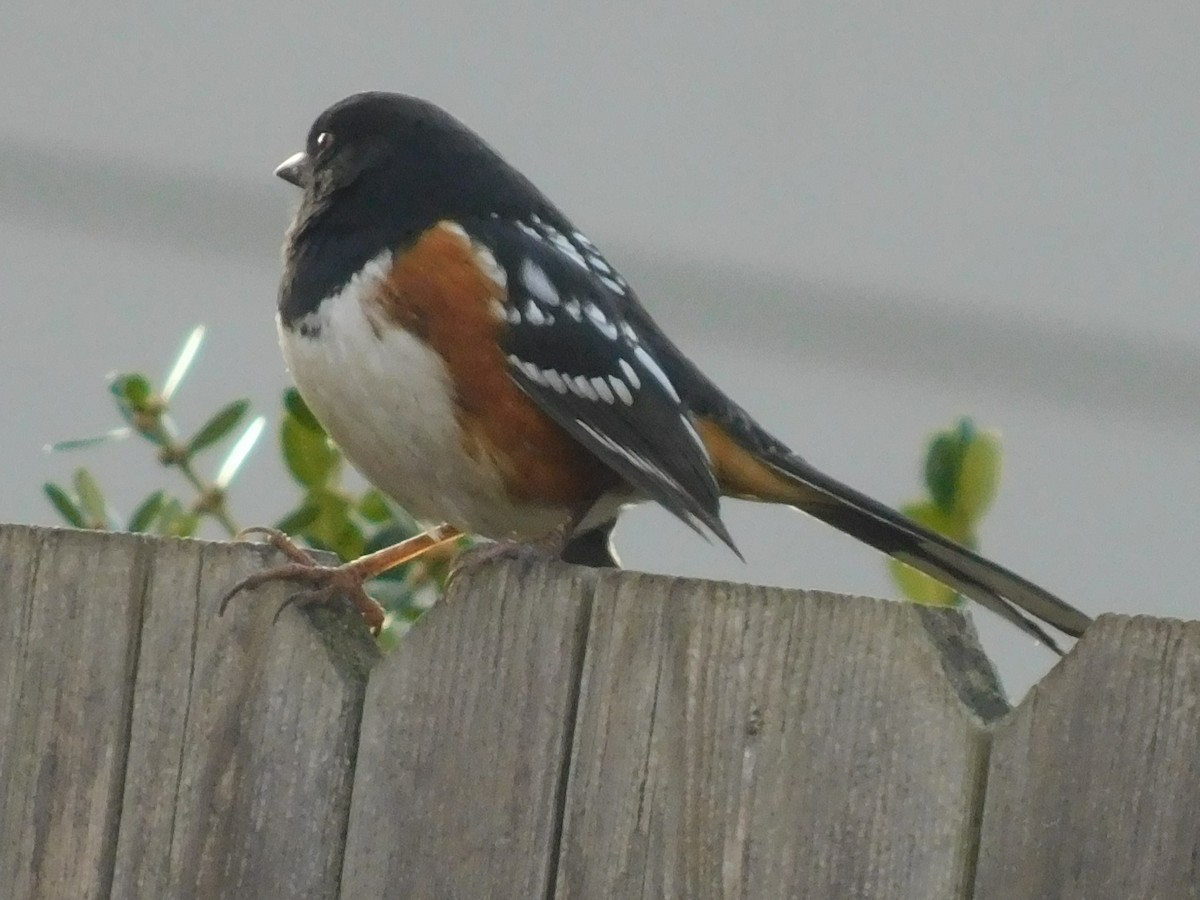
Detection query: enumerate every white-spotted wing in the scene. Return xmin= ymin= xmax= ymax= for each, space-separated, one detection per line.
xmin=470 ymin=216 xmax=736 ymax=551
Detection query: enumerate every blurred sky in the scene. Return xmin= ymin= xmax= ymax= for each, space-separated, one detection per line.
xmin=2 ymin=2 xmax=1198 ymax=696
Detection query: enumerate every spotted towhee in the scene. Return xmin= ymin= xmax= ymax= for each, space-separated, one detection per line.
xmin=222 ymin=91 xmax=1091 ymax=653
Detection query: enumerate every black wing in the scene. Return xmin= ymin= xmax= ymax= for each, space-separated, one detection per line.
xmin=470 ymin=215 xmax=737 ymax=553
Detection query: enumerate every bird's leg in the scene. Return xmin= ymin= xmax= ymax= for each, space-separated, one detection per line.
xmin=219 ymin=523 xmax=463 ymax=635
xmin=450 ymin=505 xmax=591 ymax=580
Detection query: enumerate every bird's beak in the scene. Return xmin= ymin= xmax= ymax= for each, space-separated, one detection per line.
xmin=274 ymin=151 xmax=309 ymax=187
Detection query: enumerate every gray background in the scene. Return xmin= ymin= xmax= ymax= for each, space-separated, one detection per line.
xmin=3 ymin=2 xmax=1197 ymax=695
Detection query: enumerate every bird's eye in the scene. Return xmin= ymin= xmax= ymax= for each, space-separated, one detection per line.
xmin=315 ymin=131 xmax=334 ymax=152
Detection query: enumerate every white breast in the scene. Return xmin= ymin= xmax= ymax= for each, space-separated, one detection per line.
xmin=277 ymin=251 xmax=569 ymax=539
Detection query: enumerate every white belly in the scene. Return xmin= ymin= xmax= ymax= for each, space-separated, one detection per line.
xmin=277 ymin=254 xmax=568 ymax=540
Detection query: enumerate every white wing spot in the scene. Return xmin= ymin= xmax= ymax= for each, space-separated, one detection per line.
xmin=633 ymin=346 xmax=680 ymax=402
xmin=598 ymin=273 xmax=626 ymax=294
xmin=546 ymin=229 xmax=587 ymax=267
xmin=525 ymin=216 xmax=588 ymax=268
xmin=438 ymin=221 xmax=469 ymax=241
xmin=590 ymin=376 xmax=615 ymax=404
xmin=609 ymin=375 xmax=634 ymax=406
xmin=587 ymin=254 xmax=613 ymax=275
xmin=618 ymin=358 xmax=641 ymax=390
xmin=521 ymin=259 xmax=560 ymax=306
xmin=506 ymin=306 xmax=522 ymax=325
xmin=507 ymin=354 xmax=542 ymax=385
xmin=521 ymin=360 xmax=545 ymax=384
xmin=542 ymin=368 xmax=568 ymax=394
xmin=487 ymin=298 xmax=507 ymax=322
xmin=570 ymin=375 xmax=599 ymax=401
xmin=524 ymin=300 xmax=547 ymax=326
xmin=583 ymin=302 xmax=620 ymax=340
xmin=474 ymin=245 xmax=507 ymax=289
xmin=564 ymin=298 xmax=583 ymax=321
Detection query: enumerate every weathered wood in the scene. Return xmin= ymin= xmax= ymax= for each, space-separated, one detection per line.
xmin=0 ymin=525 xmax=378 ymax=900
xmin=7 ymin=522 xmax=1200 ymax=899
xmin=339 ymin=561 xmax=595 ymax=900
xmin=0 ymin=526 xmax=146 ymax=900
xmin=553 ymin=573 xmax=1007 ymax=900
xmin=974 ymin=614 xmax=1200 ymax=900
xmin=114 ymin=537 xmax=378 ymax=900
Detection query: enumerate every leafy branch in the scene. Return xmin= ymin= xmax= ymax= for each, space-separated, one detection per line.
xmin=888 ymin=417 xmax=1003 ymax=607
xmin=43 ymin=326 xmax=464 ymax=644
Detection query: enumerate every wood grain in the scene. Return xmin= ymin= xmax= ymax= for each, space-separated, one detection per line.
xmin=8 ymin=523 xmax=1200 ymax=899
xmin=974 ymin=614 xmax=1200 ymax=900
xmin=0 ymin=524 xmax=378 ymax=900
xmin=339 ymin=560 xmax=595 ymax=900
xmin=135 ymin=537 xmax=378 ymax=900
xmin=0 ymin=525 xmax=147 ymax=900
xmin=553 ymin=573 xmax=1006 ymax=900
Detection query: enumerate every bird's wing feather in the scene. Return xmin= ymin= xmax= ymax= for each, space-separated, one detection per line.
xmin=474 ymin=217 xmax=736 ymax=552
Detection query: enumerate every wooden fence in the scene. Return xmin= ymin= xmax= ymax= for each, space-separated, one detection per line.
xmin=1 ymin=522 xmax=1197 ymax=899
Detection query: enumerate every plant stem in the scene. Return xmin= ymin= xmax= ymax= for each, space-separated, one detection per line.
xmin=175 ymin=454 xmax=240 ymax=536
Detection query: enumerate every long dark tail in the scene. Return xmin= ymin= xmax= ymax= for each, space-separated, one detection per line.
xmin=696 ymin=419 xmax=1092 ymax=654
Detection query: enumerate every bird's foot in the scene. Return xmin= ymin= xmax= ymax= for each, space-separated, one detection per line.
xmin=449 ymin=516 xmax=580 ymax=582
xmin=450 ymin=538 xmax=557 ymax=580
xmin=219 ymin=524 xmax=462 ymax=635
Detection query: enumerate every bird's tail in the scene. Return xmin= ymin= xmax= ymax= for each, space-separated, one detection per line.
xmin=696 ymin=419 xmax=1091 ymax=654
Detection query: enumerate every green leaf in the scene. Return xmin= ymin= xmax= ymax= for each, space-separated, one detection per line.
xmin=283 ymin=388 xmax=325 ymax=434
xmin=47 ymin=428 xmax=132 ymax=453
xmin=110 ymin=373 xmax=153 ymax=411
xmin=43 ymin=483 xmax=86 ymax=528
xmin=108 ymin=373 xmax=168 ymax=445
xmin=954 ymin=430 xmax=1002 ymax=522
xmin=127 ymin=490 xmax=167 ymax=532
xmin=155 ymin=495 xmax=198 ymax=537
xmin=888 ymin=501 xmax=972 ymax=608
xmin=156 ymin=497 xmax=184 ymax=535
xmin=281 ymin=413 xmax=339 ymax=488
xmin=169 ymin=512 xmax=200 ymax=538
xmin=73 ymin=467 xmax=108 ymax=528
xmin=298 ymin=488 xmax=364 ymax=559
xmin=275 ymin=501 xmax=321 ymax=534
xmin=924 ymin=431 xmax=964 ymax=513
xmin=357 ymin=489 xmax=394 ymax=524
xmin=889 ymin=558 xmax=961 ymax=608
xmin=186 ymin=399 xmax=249 ymax=457
xmin=904 ymin=500 xmax=971 ymax=545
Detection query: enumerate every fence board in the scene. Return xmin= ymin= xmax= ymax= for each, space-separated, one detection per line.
xmin=0 ymin=526 xmax=147 ymax=900
xmin=0 ymin=525 xmax=378 ymax=900
xmin=974 ymin=614 xmax=1200 ymax=900
xmin=339 ymin=561 xmax=595 ymax=900
xmin=7 ymin=523 xmax=1200 ymax=899
xmin=114 ymin=537 xmax=378 ymax=899
xmin=553 ymin=574 xmax=1007 ymax=900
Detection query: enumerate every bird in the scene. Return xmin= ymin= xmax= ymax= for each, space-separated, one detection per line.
xmin=221 ymin=90 xmax=1091 ymax=653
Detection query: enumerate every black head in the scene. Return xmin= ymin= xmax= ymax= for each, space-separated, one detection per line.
xmin=276 ymin=92 xmax=558 ymax=323
xmin=278 ymin=92 xmax=554 ymax=241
